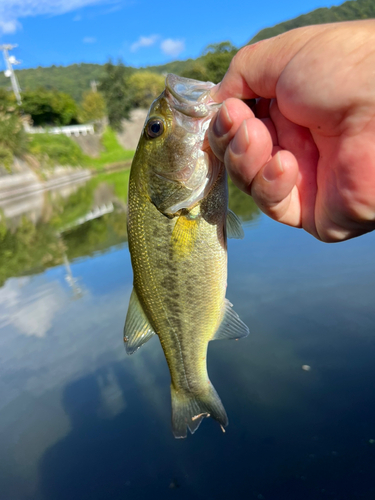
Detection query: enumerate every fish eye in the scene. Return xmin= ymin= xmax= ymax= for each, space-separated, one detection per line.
xmin=146 ymin=118 xmax=164 ymax=138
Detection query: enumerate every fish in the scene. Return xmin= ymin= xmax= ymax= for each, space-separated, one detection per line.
xmin=124 ymin=74 xmax=249 ymax=438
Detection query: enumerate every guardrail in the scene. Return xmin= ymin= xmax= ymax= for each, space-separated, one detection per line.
xmin=25 ymin=124 xmax=95 ymax=137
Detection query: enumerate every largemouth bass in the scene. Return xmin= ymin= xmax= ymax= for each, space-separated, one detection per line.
xmin=124 ymin=74 xmax=248 ymax=438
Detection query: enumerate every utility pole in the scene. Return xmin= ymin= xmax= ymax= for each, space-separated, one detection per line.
xmin=0 ymin=44 xmax=22 ymax=105
xmin=90 ymin=80 xmax=98 ymax=92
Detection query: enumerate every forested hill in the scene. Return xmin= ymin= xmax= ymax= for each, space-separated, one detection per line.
xmin=249 ymin=0 xmax=375 ymax=43
xmin=0 ymin=0 xmax=373 ymax=101
xmin=0 ymin=64 xmax=106 ymax=102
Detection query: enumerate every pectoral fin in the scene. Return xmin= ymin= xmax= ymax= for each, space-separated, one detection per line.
xmin=123 ymin=288 xmax=156 ymax=354
xmin=212 ymin=299 xmax=249 ymax=341
xmin=226 ymin=209 xmax=244 ymax=239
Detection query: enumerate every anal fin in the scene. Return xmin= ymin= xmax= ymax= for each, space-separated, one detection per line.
xmin=212 ymin=299 xmax=249 ymax=341
xmin=226 ymin=209 xmax=244 ymax=239
xmin=123 ymin=288 xmax=156 ymax=354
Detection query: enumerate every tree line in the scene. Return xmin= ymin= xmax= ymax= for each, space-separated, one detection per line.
xmin=249 ymin=0 xmax=375 ymax=43
xmin=99 ymin=42 xmax=237 ymax=129
xmin=0 ymin=41 xmax=237 ymax=134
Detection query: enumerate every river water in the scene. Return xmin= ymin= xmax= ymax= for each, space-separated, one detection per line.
xmin=0 ymin=169 xmax=374 ymax=500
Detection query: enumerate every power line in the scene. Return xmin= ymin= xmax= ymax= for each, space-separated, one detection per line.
xmin=0 ymin=44 xmax=22 ymax=105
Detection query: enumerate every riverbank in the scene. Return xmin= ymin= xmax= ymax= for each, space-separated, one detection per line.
xmin=0 ymin=127 xmax=133 ymax=210
xmin=0 ymin=165 xmax=91 ymax=204
xmin=0 ymin=117 xmax=138 ymax=224
xmin=0 ymin=157 xmax=131 ymax=226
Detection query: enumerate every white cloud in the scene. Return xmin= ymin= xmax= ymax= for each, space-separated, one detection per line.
xmin=83 ymin=36 xmax=96 ymax=43
xmin=130 ymin=34 xmax=159 ymax=52
xmin=130 ymin=35 xmax=185 ymax=58
xmin=160 ymin=38 xmax=185 ymax=58
xmin=0 ymin=0 xmax=113 ymax=34
xmin=0 ymin=19 xmax=20 ymax=33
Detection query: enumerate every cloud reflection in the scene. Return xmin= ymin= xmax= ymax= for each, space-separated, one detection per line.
xmin=0 ymin=277 xmax=65 ymax=338
xmin=0 ymin=208 xmax=375 ymax=500
xmin=96 ymin=368 xmax=126 ymax=419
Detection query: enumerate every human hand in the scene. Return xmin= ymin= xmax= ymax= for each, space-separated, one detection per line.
xmin=208 ymin=20 xmax=375 ymax=242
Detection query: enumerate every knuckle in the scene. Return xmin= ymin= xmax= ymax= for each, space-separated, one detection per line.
xmin=224 ymin=150 xmax=253 ymax=193
xmin=339 ymin=194 xmax=375 ymax=226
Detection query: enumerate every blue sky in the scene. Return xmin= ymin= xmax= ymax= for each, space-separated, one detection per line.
xmin=0 ymin=0 xmax=345 ymax=70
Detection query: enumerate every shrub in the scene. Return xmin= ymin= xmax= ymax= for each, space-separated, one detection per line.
xmin=28 ymin=133 xmax=86 ymax=167
xmin=79 ymin=90 xmax=106 ymax=123
xmin=0 ymin=108 xmax=27 ymax=170
xmin=22 ymin=89 xmax=79 ymax=126
xmin=128 ymin=71 xmax=165 ymax=108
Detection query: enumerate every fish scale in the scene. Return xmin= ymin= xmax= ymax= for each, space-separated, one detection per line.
xmin=129 ymin=174 xmax=226 ymax=390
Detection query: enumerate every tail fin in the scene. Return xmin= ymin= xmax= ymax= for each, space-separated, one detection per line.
xmin=171 ymin=383 xmax=228 ymax=438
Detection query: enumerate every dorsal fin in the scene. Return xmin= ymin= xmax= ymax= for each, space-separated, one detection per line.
xmin=212 ymin=299 xmax=249 ymax=341
xmin=123 ymin=288 xmax=156 ymax=354
xmin=226 ymin=209 xmax=244 ymax=239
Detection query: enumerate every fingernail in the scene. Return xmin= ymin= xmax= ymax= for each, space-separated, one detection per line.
xmin=210 ymin=83 xmax=221 ymax=100
xmin=230 ymin=120 xmax=249 ymax=155
xmin=213 ymin=102 xmax=232 ymax=137
xmin=262 ymin=152 xmax=284 ymax=181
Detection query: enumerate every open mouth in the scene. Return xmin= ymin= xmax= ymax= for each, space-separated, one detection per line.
xmin=165 ymin=74 xmax=220 ymax=118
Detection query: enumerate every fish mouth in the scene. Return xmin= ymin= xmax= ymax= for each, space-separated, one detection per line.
xmin=165 ymin=74 xmax=220 ymax=118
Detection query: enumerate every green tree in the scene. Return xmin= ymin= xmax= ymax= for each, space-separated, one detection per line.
xmin=21 ymin=89 xmax=79 ymax=126
xmin=51 ymin=92 xmax=79 ymax=125
xmin=128 ymin=71 xmax=165 ymax=108
xmin=99 ymin=61 xmax=133 ymax=131
xmin=79 ymin=90 xmax=106 ymax=123
xmin=201 ymin=41 xmax=237 ymax=83
xmin=0 ymin=88 xmax=17 ymax=110
xmin=203 ymin=41 xmax=237 ymax=55
xmin=180 ymin=62 xmax=208 ymax=81
xmin=0 ymin=91 xmax=27 ymax=170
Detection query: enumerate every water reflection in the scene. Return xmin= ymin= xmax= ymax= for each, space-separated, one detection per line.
xmin=0 ymin=175 xmax=88 ymax=229
xmin=0 ymin=170 xmax=130 ymax=287
xmin=0 ymin=169 xmax=375 ymax=500
xmin=0 ymin=276 xmax=66 ymax=338
xmin=0 ymin=172 xmax=258 ymax=288
xmin=97 ymin=367 xmax=127 ymax=419
xmin=228 ymin=178 xmax=259 ymax=224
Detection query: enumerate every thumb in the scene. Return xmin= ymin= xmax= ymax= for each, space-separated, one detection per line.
xmin=212 ymin=24 xmax=332 ymax=102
